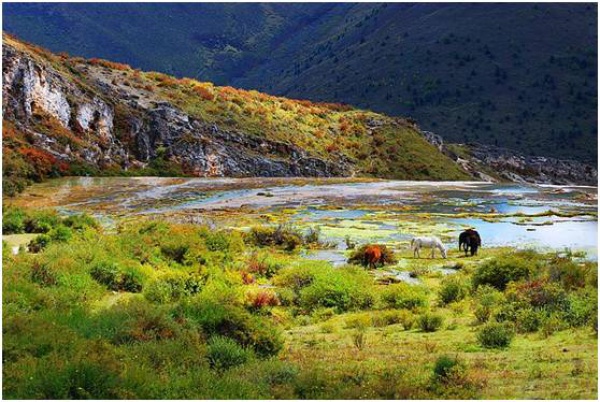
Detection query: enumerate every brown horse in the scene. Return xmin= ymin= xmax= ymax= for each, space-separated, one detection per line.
xmin=363 ymin=245 xmax=383 ymax=269
xmin=459 ymin=228 xmax=481 ymax=256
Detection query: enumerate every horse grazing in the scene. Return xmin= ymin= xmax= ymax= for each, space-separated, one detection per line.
xmin=459 ymin=228 xmax=481 ymax=256
xmin=411 ymin=236 xmax=447 ymax=259
xmin=363 ymin=245 xmax=384 ymax=269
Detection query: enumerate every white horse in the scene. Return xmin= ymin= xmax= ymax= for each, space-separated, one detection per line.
xmin=411 ymin=236 xmax=447 ymax=259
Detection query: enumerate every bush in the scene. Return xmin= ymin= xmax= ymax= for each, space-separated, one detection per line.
xmin=438 ymin=276 xmax=468 ymax=305
xmin=90 ymin=261 xmax=144 ymax=293
xmin=515 ymin=308 xmax=543 ymax=333
xmin=372 ymin=310 xmax=404 ymax=327
xmin=298 ymin=267 xmax=375 ymax=312
xmin=547 ymin=256 xmax=589 ymax=290
xmin=63 ymin=213 xmax=99 ymax=231
xmin=186 ymin=300 xmax=282 ymax=358
xmin=28 ymin=234 xmax=51 ymax=252
xmin=381 ymin=283 xmax=428 ymax=310
xmin=477 ymin=322 xmax=514 ymax=348
xmin=505 ymin=279 xmax=568 ymax=312
xmin=418 ymin=312 xmax=444 ymax=332
xmin=24 ymin=210 xmax=61 ymax=233
xmin=564 ymin=290 xmax=597 ymax=328
xmin=30 ymin=261 xmax=57 ymax=287
xmin=144 ymin=271 xmax=201 ymax=303
xmin=472 ymin=254 xmax=534 ymax=290
xmin=204 ymin=231 xmax=231 ymax=252
xmin=473 ymin=285 xmax=504 ymax=324
xmin=160 ymin=243 xmax=190 ymax=264
xmin=247 ymin=225 xmax=304 ymax=251
xmin=540 ymin=313 xmax=569 ymax=338
xmin=398 ymin=310 xmax=416 ymax=330
xmin=3 ymin=206 xmax=26 ymax=234
xmin=113 ymin=302 xmax=180 ymax=344
xmin=245 ymin=289 xmax=280 ymax=311
xmin=246 ymin=253 xmax=285 ymax=278
xmin=433 ymin=355 xmax=464 ymax=382
xmin=206 ymin=336 xmax=253 ymax=371
xmin=49 ymin=226 xmax=73 ymax=242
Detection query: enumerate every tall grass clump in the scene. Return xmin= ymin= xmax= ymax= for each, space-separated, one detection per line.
xmin=381 ymin=283 xmax=428 ymax=310
xmin=418 ymin=312 xmax=444 ymax=332
xmin=472 ymin=252 xmax=537 ymax=290
xmin=206 ymin=336 xmax=254 ymax=371
xmin=477 ymin=322 xmax=515 ymax=349
xmin=438 ymin=275 xmax=469 ymax=305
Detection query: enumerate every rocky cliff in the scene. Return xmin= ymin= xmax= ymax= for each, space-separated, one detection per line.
xmin=2 ymin=37 xmax=352 ymax=182
xmin=3 ymin=34 xmax=473 ymax=195
xmin=421 ymin=130 xmax=597 ymax=185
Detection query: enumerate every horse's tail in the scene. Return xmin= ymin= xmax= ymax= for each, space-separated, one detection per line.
xmin=410 ymin=238 xmax=415 ymax=249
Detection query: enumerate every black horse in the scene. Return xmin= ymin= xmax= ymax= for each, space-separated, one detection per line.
xmin=459 ymin=228 xmax=481 ymax=256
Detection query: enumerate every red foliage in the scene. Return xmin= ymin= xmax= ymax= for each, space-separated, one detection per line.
xmin=192 ymin=85 xmax=214 ymax=101
xmin=88 ymin=57 xmax=131 ymax=71
xmin=241 ymin=271 xmax=256 ymax=285
xmin=17 ymin=147 xmax=68 ymax=179
xmin=326 ymin=143 xmax=339 ymax=153
xmin=247 ymin=290 xmax=280 ymax=309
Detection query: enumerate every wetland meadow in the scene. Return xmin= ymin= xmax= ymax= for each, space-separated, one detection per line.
xmin=3 ymin=177 xmax=598 ymax=399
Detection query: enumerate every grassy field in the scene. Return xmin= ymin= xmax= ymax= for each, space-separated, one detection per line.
xmin=2 ymin=206 xmax=597 ymax=399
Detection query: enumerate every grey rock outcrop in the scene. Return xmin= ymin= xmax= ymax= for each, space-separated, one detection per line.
xmin=3 ymin=41 xmax=352 ymax=178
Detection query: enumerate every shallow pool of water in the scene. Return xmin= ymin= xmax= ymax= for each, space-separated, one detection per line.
xmin=7 ymin=177 xmax=597 ymax=260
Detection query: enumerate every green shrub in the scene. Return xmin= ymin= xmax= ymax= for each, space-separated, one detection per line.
xmin=547 ymin=256 xmax=589 ymax=290
xmin=540 ymin=313 xmax=569 ymax=338
xmin=49 ymin=226 xmax=73 ymax=242
xmin=204 ymin=231 xmax=231 ymax=252
xmin=505 ymin=279 xmax=568 ymax=312
xmin=372 ymin=310 xmax=404 ymax=327
xmin=515 ymin=308 xmax=543 ymax=333
xmin=564 ymin=290 xmax=597 ymax=328
xmin=433 ymin=355 xmax=464 ymax=382
xmin=206 ymin=336 xmax=253 ymax=371
xmin=418 ymin=312 xmax=444 ymax=332
xmin=272 ymin=264 xmax=317 ymax=293
xmin=472 ymin=254 xmax=534 ymax=290
xmin=160 ymin=243 xmax=190 ymax=264
xmin=3 ymin=206 xmax=26 ymax=234
xmin=30 ymin=261 xmax=57 ymax=287
xmin=24 ymin=210 xmax=61 ymax=233
xmin=398 ymin=310 xmax=416 ymax=330
xmin=247 ymin=224 xmax=303 ymax=251
xmin=381 ymin=283 xmax=428 ymax=309
xmin=28 ymin=234 xmax=51 ymax=252
xmin=63 ymin=213 xmax=99 ymax=231
xmin=144 ymin=271 xmax=201 ymax=303
xmin=298 ymin=267 xmax=375 ymax=312
xmin=473 ymin=285 xmax=504 ymax=323
xmin=438 ymin=275 xmax=468 ymax=305
xmin=112 ymin=302 xmax=180 ymax=344
xmin=90 ymin=261 xmax=144 ymax=293
xmin=246 ymin=253 xmax=285 ymax=278
xmin=186 ymin=300 xmax=282 ymax=358
xmin=477 ymin=322 xmax=515 ymax=348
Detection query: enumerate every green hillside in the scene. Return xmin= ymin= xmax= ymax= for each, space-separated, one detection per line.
xmin=4 ymin=3 xmax=597 ymax=162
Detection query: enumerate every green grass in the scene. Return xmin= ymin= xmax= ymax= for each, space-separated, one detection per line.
xmin=2 ymin=211 xmax=597 ymax=399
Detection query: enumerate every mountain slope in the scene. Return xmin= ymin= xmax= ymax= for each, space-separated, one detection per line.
xmin=2 ymin=33 xmax=470 ymax=195
xmin=3 ymin=3 xmax=597 ymax=162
